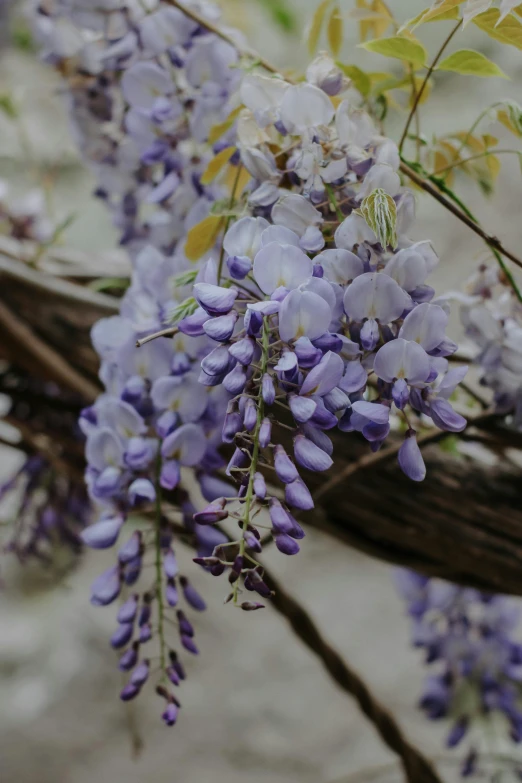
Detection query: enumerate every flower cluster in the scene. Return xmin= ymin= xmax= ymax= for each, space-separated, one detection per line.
xmin=30 ymin=0 xmax=469 ymax=725
xmin=0 ymin=179 xmax=54 ymax=243
xmin=396 ymin=570 xmax=522 ymax=777
xmin=31 ymin=0 xmax=242 ymax=724
xmin=187 ymin=59 xmax=467 ymax=596
xmin=461 ymin=265 xmax=522 ymax=426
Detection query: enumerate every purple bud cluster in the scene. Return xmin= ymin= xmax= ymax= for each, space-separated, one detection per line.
xmin=397 ymin=570 xmax=522 ymax=776
xmin=461 ymin=265 xmax=522 ymax=424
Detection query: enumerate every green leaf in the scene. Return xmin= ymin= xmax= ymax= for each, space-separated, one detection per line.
xmin=256 ymin=0 xmax=298 ymax=32
xmin=172 ymin=269 xmax=199 ymax=288
xmin=167 ymin=297 xmax=198 ymax=326
xmin=0 ymin=93 xmax=18 ymax=120
xmin=327 ymin=5 xmax=344 ymax=56
xmin=336 ymin=62 xmax=371 ymax=96
xmin=497 ymin=99 xmax=522 ymax=135
xmin=307 ymin=0 xmax=332 ymax=55
xmin=358 ymin=35 xmax=428 ymax=66
xmin=437 ymin=49 xmax=508 ymax=77
xmin=359 ymin=188 xmax=397 ymax=248
xmin=472 ymin=7 xmax=522 ymax=48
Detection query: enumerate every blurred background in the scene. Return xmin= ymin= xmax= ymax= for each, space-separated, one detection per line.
xmin=0 ymin=2 xmax=521 ymax=781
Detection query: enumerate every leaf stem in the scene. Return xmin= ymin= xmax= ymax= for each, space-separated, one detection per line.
xmin=432 ymin=148 xmax=521 ymax=175
xmin=325 ymin=182 xmax=345 ymax=222
xmin=217 ymin=163 xmax=244 ymax=285
xmin=399 ymin=20 xmax=462 ymax=153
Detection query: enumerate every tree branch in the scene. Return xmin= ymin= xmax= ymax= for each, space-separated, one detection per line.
xmin=262 ymin=565 xmax=443 ymax=783
xmin=399 ymin=160 xmax=522 ymax=272
xmin=0 ymin=299 xmax=100 ymax=402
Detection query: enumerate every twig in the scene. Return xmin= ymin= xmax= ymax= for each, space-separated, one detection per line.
xmin=0 ymin=299 xmax=100 ymax=401
xmin=399 ymin=20 xmax=462 ymax=153
xmin=163 ymin=0 xmax=279 ymax=75
xmin=136 ymin=327 xmax=178 ymax=347
xmin=399 ymin=160 xmax=522 ymax=273
xmin=0 ymin=253 xmax=119 ymax=312
xmin=313 ymin=407 xmax=498 ymax=503
xmin=262 ymin=565 xmax=443 ymax=783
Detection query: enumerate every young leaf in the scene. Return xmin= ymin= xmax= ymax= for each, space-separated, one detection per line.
xmin=437 ymin=49 xmax=508 ymax=77
xmin=369 ymin=0 xmax=394 ymax=38
xmin=359 ymin=36 xmax=428 ymax=66
xmin=200 ymin=147 xmax=236 ymax=186
xmin=337 ymin=62 xmax=372 ymax=96
xmin=497 ymin=99 xmax=522 ymax=135
xmin=167 ymin=297 xmax=198 ymax=326
xmin=208 ymin=106 xmax=242 ymax=145
xmin=308 ymin=0 xmax=332 ymax=55
xmin=403 ymin=0 xmax=465 ymax=31
xmin=185 ymin=215 xmax=224 ymax=262
xmin=462 ymin=0 xmax=494 ymax=26
xmin=359 ymin=187 xmax=397 ymax=248
xmin=472 ymin=8 xmax=522 ymax=48
xmin=327 ymin=5 xmax=343 ymax=56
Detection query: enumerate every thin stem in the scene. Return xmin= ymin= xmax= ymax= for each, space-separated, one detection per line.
xmin=233 ymin=315 xmax=270 ymax=604
xmin=399 ymin=160 xmax=522 ymax=303
xmin=154 ymin=450 xmax=167 ymax=676
xmin=399 ymin=20 xmax=462 ymax=153
xmin=407 ymin=65 xmax=421 ymax=163
xmin=217 ymin=163 xmax=244 ymax=285
xmin=440 ymin=101 xmax=504 ymax=180
xmin=163 ymin=0 xmax=279 ymax=76
xmin=325 ymin=183 xmax=345 ymax=222
xmin=136 ymin=327 xmax=178 ymax=347
xmin=432 ymin=148 xmax=522 ymax=175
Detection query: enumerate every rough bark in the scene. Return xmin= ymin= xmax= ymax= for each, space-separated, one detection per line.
xmin=2 ymin=250 xmax=522 ymax=597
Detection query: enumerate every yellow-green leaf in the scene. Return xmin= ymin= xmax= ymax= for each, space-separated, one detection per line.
xmin=359 ymin=188 xmax=397 ymax=248
xmin=497 ymin=100 xmax=522 ymax=135
xmin=327 ymin=5 xmax=343 ymax=56
xmin=402 ymin=0 xmax=465 ymax=31
xmin=336 ymin=62 xmax=371 ymax=96
xmin=185 ymin=215 xmax=224 ymax=262
xmin=437 ymin=49 xmax=508 ymax=77
xmin=200 ymin=147 xmax=236 ymax=186
xmin=308 ymin=0 xmax=332 ymax=54
xmin=359 ymin=35 xmax=428 ymax=66
xmin=472 ymin=8 xmax=522 ymax=48
xmin=208 ymin=106 xmax=242 ymax=145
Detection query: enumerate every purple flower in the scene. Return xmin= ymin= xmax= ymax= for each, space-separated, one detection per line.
xmin=81 ymin=516 xmax=124 ymax=549
xmin=194 ymin=283 xmax=238 ymax=316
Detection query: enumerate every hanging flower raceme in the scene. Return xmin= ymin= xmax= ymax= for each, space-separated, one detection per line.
xmin=396 ymin=569 xmax=522 ymax=777
xmin=461 ymin=265 xmax=522 ymax=426
xmin=30 ymin=0 xmax=469 ymax=725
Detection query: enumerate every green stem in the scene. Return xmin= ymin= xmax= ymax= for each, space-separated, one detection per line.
xmin=233 ymin=315 xmax=270 ymax=605
xmin=325 ymin=182 xmax=345 ymax=222
xmin=217 ymin=163 xmax=244 ymax=285
xmin=399 ymin=20 xmax=462 ymax=154
xmin=154 ymin=450 xmax=167 ymax=675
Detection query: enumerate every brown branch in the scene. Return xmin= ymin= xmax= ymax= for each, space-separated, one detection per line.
xmin=0 ymin=299 xmax=100 ymax=402
xmin=262 ymin=565 xmax=443 ymax=783
xmin=313 ymin=407 xmax=497 ymax=504
xmin=136 ymin=327 xmax=178 ymax=347
xmin=0 ymin=253 xmax=120 ymax=312
xmin=399 ymin=161 xmax=522 ymax=272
